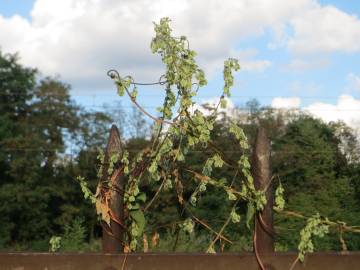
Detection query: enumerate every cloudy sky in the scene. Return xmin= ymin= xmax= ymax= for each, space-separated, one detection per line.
xmin=1 ymin=0 xmax=360 ymax=131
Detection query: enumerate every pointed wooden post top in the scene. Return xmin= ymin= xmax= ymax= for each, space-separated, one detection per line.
xmin=105 ymin=125 xmax=122 ymax=157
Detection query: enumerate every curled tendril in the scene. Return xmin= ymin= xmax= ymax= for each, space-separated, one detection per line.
xmin=158 ymin=74 xmax=167 ymax=85
xmin=107 ymin=69 xmax=167 ymax=86
xmin=107 ymin=69 xmax=121 ymax=80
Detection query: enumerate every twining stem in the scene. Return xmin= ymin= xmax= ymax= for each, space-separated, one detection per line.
xmin=275 ymin=209 xmax=360 ymax=233
xmin=144 ymin=174 xmax=166 ymax=212
xmin=253 ymin=224 xmax=266 ymax=270
xmin=185 ymin=206 xmax=233 ymax=244
xmin=206 ymin=201 xmax=239 ymax=252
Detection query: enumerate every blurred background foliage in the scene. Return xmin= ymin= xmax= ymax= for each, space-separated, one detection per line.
xmin=1 ymin=51 xmax=360 ymax=252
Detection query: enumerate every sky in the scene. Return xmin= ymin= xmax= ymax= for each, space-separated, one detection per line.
xmin=0 ymin=0 xmax=360 ymax=132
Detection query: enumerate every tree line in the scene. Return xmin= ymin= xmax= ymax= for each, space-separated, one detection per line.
xmin=0 ymin=51 xmax=360 ymax=251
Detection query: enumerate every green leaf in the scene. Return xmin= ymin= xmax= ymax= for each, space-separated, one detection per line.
xmin=238 ymin=155 xmax=250 ymax=169
xmin=297 ymin=213 xmax=329 ymax=262
xmin=129 ymin=210 xmax=146 ymax=236
xmin=213 ymin=154 xmax=224 ymax=168
xmin=76 ymin=176 xmax=96 ymax=204
xmin=230 ymin=209 xmax=241 ymax=223
xmin=130 ymin=86 xmax=138 ymax=99
xmin=49 ymin=236 xmax=62 ymax=252
xmin=220 ymin=98 xmax=227 ymax=108
xmin=181 ymin=218 xmax=194 ymax=234
xmin=148 ymin=161 xmax=158 ymax=174
xmin=199 ymin=182 xmax=207 ymax=192
xmin=274 ymin=182 xmax=285 ymax=211
xmin=227 ymin=190 xmax=237 ymax=201
xmin=164 ymin=179 xmax=173 ymax=190
xmin=246 ymin=202 xmax=255 ymax=229
xmin=136 ymin=192 xmax=147 ymax=203
xmin=202 ymin=158 xmax=214 ymax=176
xmin=128 ymin=202 xmax=140 ymax=210
xmin=190 ymin=195 xmax=197 ymax=206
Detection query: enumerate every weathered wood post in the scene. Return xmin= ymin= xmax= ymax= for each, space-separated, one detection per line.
xmin=252 ymin=126 xmax=274 ymax=254
xmin=100 ymin=125 xmax=126 ymax=253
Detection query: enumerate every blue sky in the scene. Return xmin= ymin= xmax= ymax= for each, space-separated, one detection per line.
xmin=319 ymin=0 xmax=360 ymax=15
xmin=0 ymin=0 xmax=360 ymax=131
xmin=0 ymin=0 xmax=33 ymax=18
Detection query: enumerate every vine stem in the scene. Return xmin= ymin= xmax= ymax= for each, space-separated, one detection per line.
xmin=206 ymin=201 xmax=238 ymax=252
xmin=118 ymin=74 xmax=240 ymax=173
xmin=119 ymin=75 xmax=183 ymax=127
xmin=127 ymin=93 xmax=173 ymax=125
xmin=107 ymin=72 xmax=173 ymax=125
xmin=289 ymin=256 xmax=300 ymax=270
xmin=253 ymin=224 xmax=266 ymax=270
xmin=121 ymin=252 xmax=128 ymax=270
xmin=229 ymin=169 xmax=239 ymax=188
xmin=258 ymin=213 xmax=276 ymax=237
xmin=101 ymin=220 xmax=129 ymax=248
xmin=185 ymin=206 xmax=233 ymax=244
xmin=339 ymin=226 xmax=348 ymax=251
xmin=183 ymin=167 xmax=251 ymax=202
xmin=275 ymin=209 xmax=360 ymax=233
xmin=144 ymin=175 xmax=166 ymax=212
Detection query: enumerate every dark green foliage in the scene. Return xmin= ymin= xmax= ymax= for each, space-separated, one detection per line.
xmin=272 ymin=115 xmax=360 ymax=251
xmin=0 ymin=51 xmax=110 ymax=249
xmin=0 ymin=50 xmax=359 ymax=252
xmin=59 ymin=218 xmax=87 ymax=251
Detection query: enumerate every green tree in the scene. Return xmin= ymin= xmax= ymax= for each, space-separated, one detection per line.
xmin=0 ymin=51 xmax=114 ymax=249
xmin=272 ymin=116 xmax=360 ymax=250
xmin=0 ymin=51 xmax=40 ymax=247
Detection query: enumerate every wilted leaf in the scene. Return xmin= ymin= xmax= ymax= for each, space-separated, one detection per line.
xmin=152 ymin=232 xmax=159 ymax=248
xmin=143 ymin=234 xmax=148 ymax=252
xmin=96 ymin=198 xmax=111 ymax=225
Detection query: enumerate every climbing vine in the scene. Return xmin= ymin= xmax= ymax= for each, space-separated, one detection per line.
xmin=75 ymin=17 xmax=360 ymax=269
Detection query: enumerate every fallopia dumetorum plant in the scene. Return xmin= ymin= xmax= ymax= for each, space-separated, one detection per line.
xmin=106 ymin=17 xmax=267 ymax=252
xmin=76 ymin=17 xmax=360 ymax=267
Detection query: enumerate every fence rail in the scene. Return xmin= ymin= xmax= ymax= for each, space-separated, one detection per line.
xmin=1 ymin=252 xmax=360 ymax=270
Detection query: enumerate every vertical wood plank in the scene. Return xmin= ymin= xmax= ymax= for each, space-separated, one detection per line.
xmin=101 ymin=125 xmax=126 ymax=253
xmin=252 ymin=126 xmax=274 ymax=254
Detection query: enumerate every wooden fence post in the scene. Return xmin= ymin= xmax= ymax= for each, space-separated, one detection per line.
xmin=100 ymin=125 xmax=126 ymax=253
xmin=252 ymin=126 xmax=275 ymax=254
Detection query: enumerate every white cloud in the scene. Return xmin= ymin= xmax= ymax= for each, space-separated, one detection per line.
xmin=230 ymin=49 xmax=271 ymax=72
xmin=1 ymin=0 xmax=359 ymax=90
xmin=288 ymin=4 xmax=360 ymax=54
xmin=0 ymin=0 xmax=316 ymax=89
xmin=191 ymin=97 xmax=236 ymax=119
xmin=271 ymin=97 xmax=301 ymax=109
xmin=305 ymin=95 xmax=360 ymax=132
xmin=241 ymin=60 xmax=272 ymax=72
xmin=286 ymin=58 xmax=330 ymax=71
xmin=199 ymin=48 xmax=272 ymax=77
xmin=270 ymin=95 xmax=360 ymax=132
